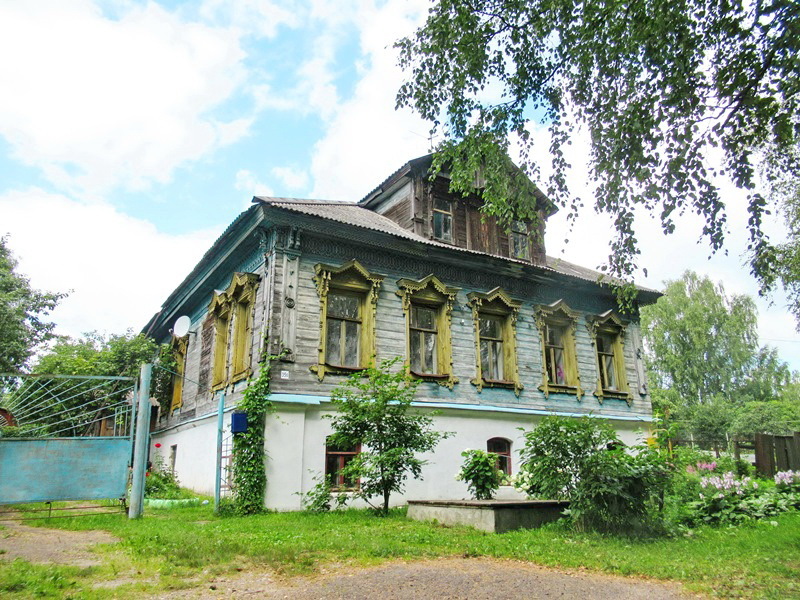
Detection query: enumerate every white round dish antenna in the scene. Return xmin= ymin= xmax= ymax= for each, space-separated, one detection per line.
xmin=173 ymin=315 xmax=191 ymax=337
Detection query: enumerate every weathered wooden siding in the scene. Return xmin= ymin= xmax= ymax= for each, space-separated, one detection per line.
xmin=265 ymin=236 xmax=652 ymax=421
xmin=161 ymin=242 xmax=272 ymax=428
xmin=375 ymin=182 xmax=413 ymax=230
xmin=160 ymin=226 xmax=651 ymax=431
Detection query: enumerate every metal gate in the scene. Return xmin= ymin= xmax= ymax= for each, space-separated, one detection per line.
xmin=0 ymin=373 xmax=137 ymax=505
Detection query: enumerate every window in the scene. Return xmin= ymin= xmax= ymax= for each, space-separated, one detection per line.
xmin=410 ymin=305 xmax=437 ymax=374
xmin=510 ymin=221 xmax=530 ymax=260
xmin=479 ymin=315 xmax=505 ymax=380
xmin=587 ymin=311 xmax=631 ymax=404
xmin=433 ymin=197 xmax=453 ymax=243
xmin=169 ymin=444 xmax=177 ymax=473
xmin=597 ymin=333 xmax=619 ymax=391
xmin=467 ymin=288 xmax=522 ymax=394
xmin=535 ymin=300 xmax=581 ymax=398
xmin=208 ymin=272 xmax=260 ymax=390
xmin=325 ymin=438 xmax=360 ymax=489
xmin=230 ymin=278 xmax=257 ymax=381
xmin=397 ymin=275 xmax=460 ymax=388
xmin=211 ymin=304 xmax=231 ymax=389
xmin=312 ymin=260 xmax=384 ymax=380
xmin=487 ymin=438 xmax=511 ymax=476
xmin=326 ymin=292 xmax=361 ymax=368
xmin=169 ymin=335 xmax=188 ymax=412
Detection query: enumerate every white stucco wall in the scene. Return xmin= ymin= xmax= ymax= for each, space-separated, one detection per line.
xmin=150 ymin=413 xmax=227 ymax=496
xmin=152 ymin=396 xmax=651 ymax=510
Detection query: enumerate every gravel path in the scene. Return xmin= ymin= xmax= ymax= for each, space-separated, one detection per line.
xmin=0 ymin=519 xmax=118 ymax=567
xmin=155 ymin=558 xmax=693 ymax=599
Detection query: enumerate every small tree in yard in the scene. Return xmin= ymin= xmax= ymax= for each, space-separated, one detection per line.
xmin=327 ymin=358 xmax=450 ymax=515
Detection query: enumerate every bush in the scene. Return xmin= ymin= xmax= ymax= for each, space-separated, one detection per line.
xmin=299 ymin=472 xmax=349 ymax=512
xmin=515 ymin=416 xmax=672 ymax=534
xmin=144 ymin=456 xmax=192 ymax=500
xmin=457 ymin=449 xmax=504 ymax=500
xmin=514 ymin=416 xmax=618 ymax=499
xmin=569 ymin=447 xmax=671 ymax=534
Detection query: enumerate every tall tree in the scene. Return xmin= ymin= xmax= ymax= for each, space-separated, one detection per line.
xmin=0 ymin=236 xmax=65 ymax=373
xmin=641 ymin=271 xmax=759 ymax=407
xmin=397 ymin=0 xmax=799 ymax=293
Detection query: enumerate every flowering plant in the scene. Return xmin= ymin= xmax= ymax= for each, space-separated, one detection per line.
xmin=774 ymin=470 xmax=800 ymax=493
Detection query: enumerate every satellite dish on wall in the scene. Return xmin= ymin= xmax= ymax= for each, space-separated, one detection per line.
xmin=173 ymin=315 xmax=191 ymax=337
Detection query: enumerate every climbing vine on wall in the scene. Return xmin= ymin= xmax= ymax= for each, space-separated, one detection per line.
xmin=230 ymin=342 xmax=283 ymax=515
xmin=152 ymin=344 xmax=178 ymax=415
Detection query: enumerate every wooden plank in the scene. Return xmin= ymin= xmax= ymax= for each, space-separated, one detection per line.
xmin=754 ymin=433 xmax=775 ymax=477
xmin=792 ymin=432 xmax=800 ymax=471
xmin=775 ymin=436 xmax=790 ymax=471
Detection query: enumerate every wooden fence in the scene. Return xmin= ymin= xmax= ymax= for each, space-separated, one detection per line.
xmin=734 ymin=432 xmax=800 ymax=477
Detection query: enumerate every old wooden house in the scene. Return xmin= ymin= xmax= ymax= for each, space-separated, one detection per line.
xmin=144 ymin=154 xmax=659 ymax=509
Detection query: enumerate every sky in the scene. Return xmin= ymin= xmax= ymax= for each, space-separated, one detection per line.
xmin=1 ymin=0 xmax=799 ymax=371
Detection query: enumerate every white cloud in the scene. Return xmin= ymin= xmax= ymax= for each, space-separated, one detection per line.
xmin=271 ymin=165 xmax=308 ymax=190
xmin=308 ymin=0 xmax=431 ymax=200
xmin=0 ymin=187 xmax=219 ymax=339
xmin=235 ymin=169 xmax=274 ymax=200
xmin=0 ymin=0 xmax=251 ymax=195
xmin=200 ymin=0 xmax=300 ymax=37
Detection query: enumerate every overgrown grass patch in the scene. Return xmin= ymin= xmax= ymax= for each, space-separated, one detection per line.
xmin=6 ymin=505 xmax=800 ymax=598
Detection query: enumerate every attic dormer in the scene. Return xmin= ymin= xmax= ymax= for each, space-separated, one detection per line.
xmin=359 ymin=154 xmax=556 ymax=266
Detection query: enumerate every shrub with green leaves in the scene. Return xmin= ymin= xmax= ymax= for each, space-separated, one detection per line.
xmin=514 ymin=416 xmax=618 ymax=499
xmin=457 ymin=449 xmax=504 ymax=500
xmin=570 ymin=447 xmax=671 ymax=533
xmin=299 ymin=472 xmax=349 ymax=512
xmin=515 ymin=416 xmax=674 ymax=534
xmin=145 ymin=456 xmax=192 ymax=499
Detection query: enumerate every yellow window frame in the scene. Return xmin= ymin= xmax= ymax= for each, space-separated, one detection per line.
xmin=586 ymin=310 xmax=631 ymax=404
xmin=311 ymin=260 xmax=384 ymax=381
xmin=396 ymin=274 xmax=460 ymax=388
xmin=534 ymin=300 xmax=582 ymax=399
xmin=467 ymin=287 xmax=522 ymax=395
xmin=208 ymin=272 xmax=260 ymax=391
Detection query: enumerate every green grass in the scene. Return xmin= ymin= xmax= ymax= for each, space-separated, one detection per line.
xmin=2 ymin=505 xmax=799 ymax=598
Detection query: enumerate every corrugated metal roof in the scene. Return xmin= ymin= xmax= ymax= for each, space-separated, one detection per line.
xmin=252 ymin=196 xmax=659 ymax=295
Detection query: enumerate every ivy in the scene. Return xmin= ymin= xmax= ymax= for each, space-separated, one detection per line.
xmin=152 ymin=344 xmax=178 ymax=415
xmin=230 ymin=343 xmax=283 ymax=515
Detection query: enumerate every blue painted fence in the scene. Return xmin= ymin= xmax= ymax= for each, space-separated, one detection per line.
xmin=0 ymin=438 xmax=131 ymax=504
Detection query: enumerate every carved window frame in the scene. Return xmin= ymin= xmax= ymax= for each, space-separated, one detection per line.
xmin=229 ymin=273 xmax=259 ymax=383
xmin=586 ymin=311 xmax=631 ymax=405
xmin=311 ymin=260 xmax=384 ymax=380
xmin=534 ymin=300 xmax=582 ymax=399
xmin=208 ymin=272 xmax=260 ymax=390
xmin=396 ymin=274 xmax=460 ymax=389
xmin=169 ymin=335 xmax=188 ymax=412
xmin=467 ymin=287 xmax=523 ymax=395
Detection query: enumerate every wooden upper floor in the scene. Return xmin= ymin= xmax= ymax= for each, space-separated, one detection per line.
xmin=359 ymin=154 xmax=555 ymax=266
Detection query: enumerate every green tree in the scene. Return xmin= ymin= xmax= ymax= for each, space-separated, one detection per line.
xmin=641 ymin=271 xmax=758 ymax=409
xmin=397 ymin=0 xmax=798 ymax=292
xmin=731 ymin=399 xmax=800 ymax=438
xmin=0 ymin=236 xmax=65 ymax=373
xmin=327 ymin=358 xmax=450 ymax=514
xmin=17 ymin=332 xmax=167 ymax=435
xmin=761 ymin=180 xmax=800 ymax=325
